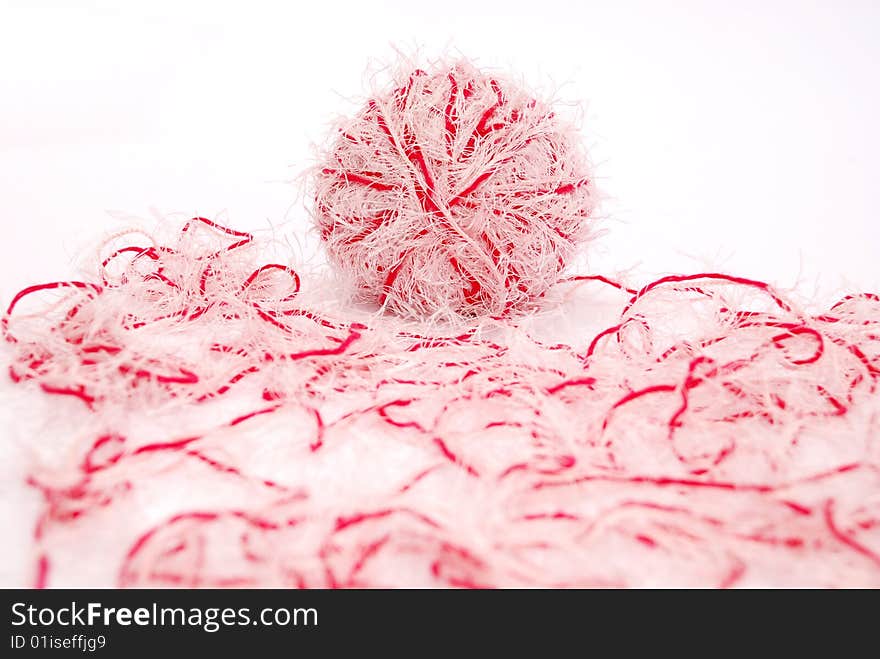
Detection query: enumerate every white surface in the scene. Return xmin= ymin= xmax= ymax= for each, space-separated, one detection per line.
xmin=1 ymin=0 xmax=879 ymax=585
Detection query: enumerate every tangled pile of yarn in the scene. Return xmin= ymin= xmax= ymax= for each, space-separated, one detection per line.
xmin=5 ymin=218 xmax=879 ymax=587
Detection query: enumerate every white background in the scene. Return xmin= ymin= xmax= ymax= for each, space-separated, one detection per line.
xmin=1 ymin=0 xmax=878 ymax=305
xmin=0 ymin=0 xmax=878 ymax=587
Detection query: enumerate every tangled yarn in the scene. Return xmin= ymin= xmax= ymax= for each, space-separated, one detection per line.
xmin=313 ymin=60 xmax=594 ymax=319
xmin=4 ymin=218 xmax=880 ymax=587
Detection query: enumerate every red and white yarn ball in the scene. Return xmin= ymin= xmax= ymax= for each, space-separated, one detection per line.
xmin=314 ymin=60 xmax=595 ymax=318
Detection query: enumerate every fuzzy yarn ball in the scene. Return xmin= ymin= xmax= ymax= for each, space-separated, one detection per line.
xmin=313 ymin=60 xmax=595 ymax=318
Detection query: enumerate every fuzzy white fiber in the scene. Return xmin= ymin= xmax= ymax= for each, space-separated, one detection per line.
xmin=2 ymin=217 xmax=879 ymax=588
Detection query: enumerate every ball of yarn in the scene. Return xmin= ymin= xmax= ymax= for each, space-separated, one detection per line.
xmin=313 ymin=60 xmax=595 ymax=318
